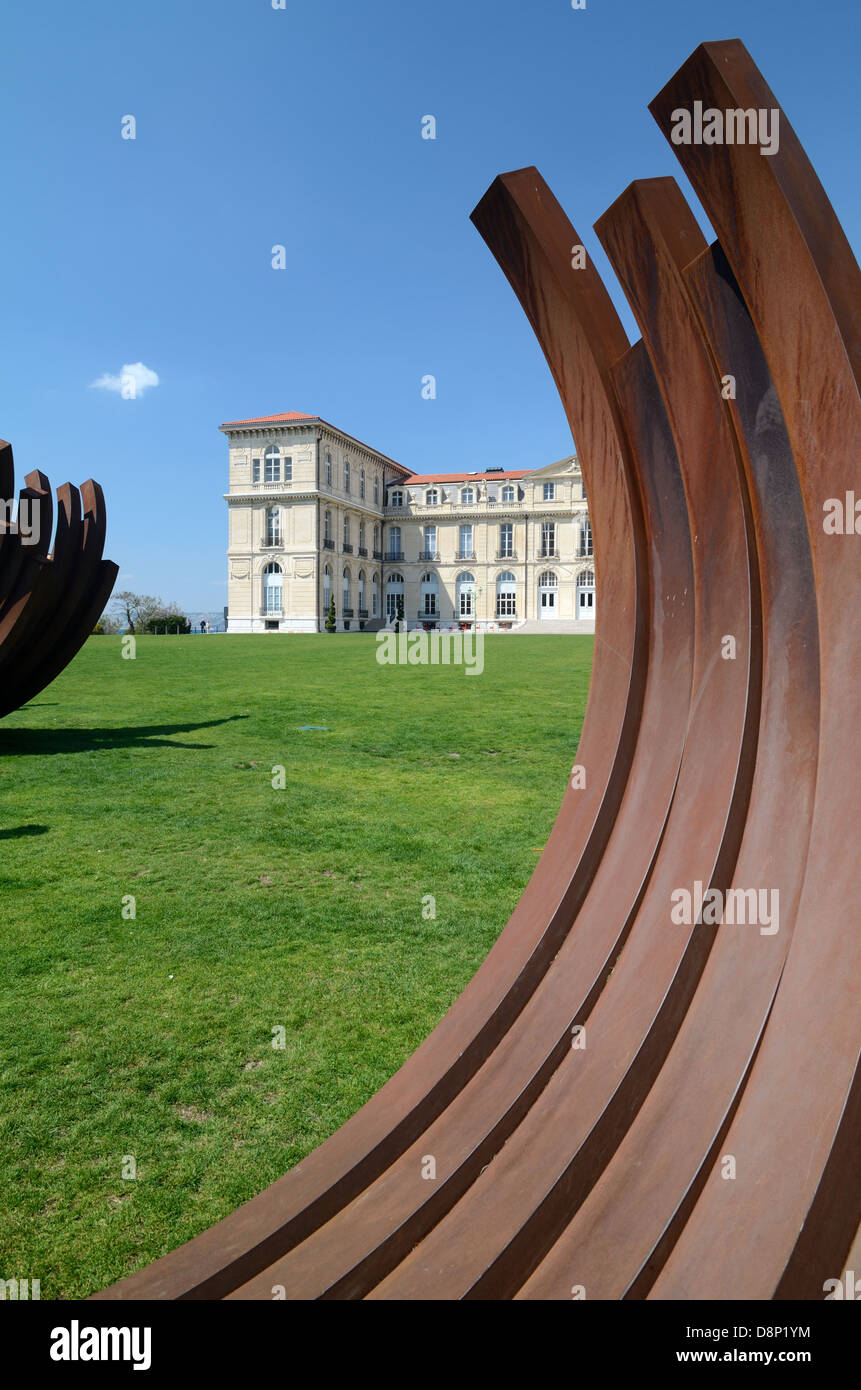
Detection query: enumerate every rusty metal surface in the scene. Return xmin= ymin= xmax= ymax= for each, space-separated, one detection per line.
xmin=93 ymin=38 xmax=860 ymax=1301
xmin=0 ymin=441 xmax=117 ymax=718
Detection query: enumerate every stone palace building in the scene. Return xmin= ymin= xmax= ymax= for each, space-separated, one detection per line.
xmin=222 ymin=411 xmax=596 ymax=633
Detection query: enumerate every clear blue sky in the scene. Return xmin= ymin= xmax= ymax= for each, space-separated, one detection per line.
xmin=1 ymin=0 xmax=858 ymax=611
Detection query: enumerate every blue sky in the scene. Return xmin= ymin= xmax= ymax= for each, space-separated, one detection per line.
xmin=1 ymin=0 xmax=858 ymax=611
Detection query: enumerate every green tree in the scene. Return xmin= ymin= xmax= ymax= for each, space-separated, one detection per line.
xmin=325 ymin=595 xmax=336 ymax=632
xmin=111 ymin=591 xmax=164 ymax=634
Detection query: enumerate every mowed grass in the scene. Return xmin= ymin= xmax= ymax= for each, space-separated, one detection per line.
xmin=0 ymin=632 xmax=592 ymax=1298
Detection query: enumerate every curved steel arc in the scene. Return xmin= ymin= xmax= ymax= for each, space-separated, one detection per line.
xmin=92 ymin=38 xmax=858 ymax=1303
xmin=0 ymin=446 xmax=117 ymax=720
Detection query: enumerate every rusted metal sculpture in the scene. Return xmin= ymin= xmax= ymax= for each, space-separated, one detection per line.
xmin=0 ymin=440 xmax=118 ymax=718
xmin=94 ymin=39 xmax=860 ymax=1300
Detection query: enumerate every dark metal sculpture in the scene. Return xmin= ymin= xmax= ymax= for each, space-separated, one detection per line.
xmin=94 ymin=38 xmax=860 ymax=1300
xmin=0 ymin=439 xmax=118 ymax=718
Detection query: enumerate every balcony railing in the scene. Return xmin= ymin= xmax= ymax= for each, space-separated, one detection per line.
xmin=358 ymin=546 xmax=368 ymax=557
xmin=418 ymin=551 xmax=440 ymax=561
xmin=262 ymin=608 xmax=283 ymax=619
xmin=358 ymin=607 xmax=368 ymax=618
xmin=322 ymin=537 xmax=335 ymax=550
xmin=343 ymin=607 xmax=354 ymax=618
xmin=496 ymin=550 xmax=516 ymax=560
xmin=496 ymin=608 xmax=517 ymax=618
xmin=577 ymin=548 xmax=594 ymax=559
xmin=456 ymin=551 xmax=476 ymax=561
xmin=342 ymin=542 xmax=353 ymax=553
xmin=418 ymin=610 xmax=439 ymax=620
xmin=387 ymin=550 xmax=405 ymax=561
xmin=539 ymin=547 xmax=558 ymax=558
xmin=261 ymin=539 xmax=282 ymax=548
xmin=373 ymin=548 xmax=383 ymax=560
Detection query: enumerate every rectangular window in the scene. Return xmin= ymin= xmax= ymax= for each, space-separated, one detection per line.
xmin=543 ymin=482 xmax=555 ymax=501
xmin=459 ymin=524 xmax=473 ymax=558
xmin=541 ymin=522 xmax=556 ymax=556
xmin=265 ymin=455 xmax=280 ymax=484
xmin=424 ymin=525 xmax=437 ymax=557
xmin=325 ymin=453 xmax=332 ymax=486
xmin=282 ymin=456 xmax=293 ymax=482
xmin=344 ymin=462 xmax=351 ymax=492
xmin=389 ymin=526 xmax=401 ymax=557
xmin=499 ymin=523 xmax=513 ymax=557
xmin=252 ymin=458 xmax=261 ymax=483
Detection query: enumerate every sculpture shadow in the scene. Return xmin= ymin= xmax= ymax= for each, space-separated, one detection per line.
xmin=0 ymin=715 xmax=248 ymax=757
xmin=0 ymin=824 xmax=49 ymax=839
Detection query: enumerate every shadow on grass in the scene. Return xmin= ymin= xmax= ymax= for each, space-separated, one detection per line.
xmin=0 ymin=716 xmax=247 ymax=756
xmin=0 ymin=824 xmax=49 ymax=839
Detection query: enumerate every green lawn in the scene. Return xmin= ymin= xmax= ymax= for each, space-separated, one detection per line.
xmin=0 ymin=632 xmax=592 ymax=1298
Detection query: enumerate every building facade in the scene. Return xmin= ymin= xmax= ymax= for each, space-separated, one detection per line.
xmin=222 ymin=411 xmax=596 ymax=633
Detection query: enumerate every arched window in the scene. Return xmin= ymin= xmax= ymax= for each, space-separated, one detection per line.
xmin=501 ymin=484 xmax=515 ymax=503
xmin=426 ymin=488 xmax=439 ymax=506
xmin=262 ymin=561 xmax=283 ymax=615
xmin=576 ymin=568 xmax=595 ymax=587
xmin=390 ymin=488 xmax=404 ymax=507
xmin=457 ymin=571 xmax=475 ymax=618
xmin=496 ymin=570 xmax=516 ymax=617
xmin=538 ymin=570 xmax=558 ymax=587
xmin=344 ymin=460 xmax=351 ymax=493
xmin=265 ymin=506 xmax=281 ymax=547
xmin=264 ymin=446 xmax=281 ymax=483
xmin=460 ymin=486 xmax=475 ymax=505
xmin=420 ymin=571 xmax=438 ymax=616
xmin=372 ymin=573 xmax=379 ymax=617
xmin=385 ymin=572 xmax=404 ymax=623
xmin=360 ymin=468 xmax=366 ymax=499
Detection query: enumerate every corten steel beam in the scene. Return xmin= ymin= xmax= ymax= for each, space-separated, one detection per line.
xmin=0 ymin=442 xmax=118 ymax=719
xmin=93 ymin=39 xmax=860 ymax=1301
xmin=517 ymin=243 xmax=820 ymax=1301
xmin=645 ymin=38 xmax=861 ymax=1302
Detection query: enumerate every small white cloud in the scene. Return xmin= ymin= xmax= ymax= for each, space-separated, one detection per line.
xmin=90 ymin=361 xmax=159 ymax=398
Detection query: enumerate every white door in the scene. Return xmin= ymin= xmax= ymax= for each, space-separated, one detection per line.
xmin=577 ymin=584 xmax=595 ymax=619
xmin=539 ymin=588 xmax=557 ymax=618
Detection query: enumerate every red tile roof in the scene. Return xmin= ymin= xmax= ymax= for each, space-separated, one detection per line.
xmin=400 ymin=470 xmax=532 ymax=485
xmin=220 ymin=411 xmax=316 ymax=427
